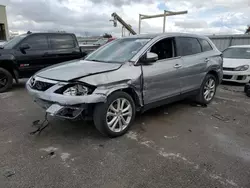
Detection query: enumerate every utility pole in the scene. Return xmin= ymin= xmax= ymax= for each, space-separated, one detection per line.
xmin=163 ymin=10 xmax=167 ymax=33
xmin=139 ymin=10 xmax=188 ymax=34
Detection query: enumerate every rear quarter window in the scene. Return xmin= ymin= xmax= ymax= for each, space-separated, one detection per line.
xmin=199 ymin=39 xmax=213 ymax=52
xmin=49 ymin=34 xmax=76 ymax=49
xmin=175 ymin=37 xmax=202 ymax=56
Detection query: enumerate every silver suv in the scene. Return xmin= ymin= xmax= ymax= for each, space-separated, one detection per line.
xmin=27 ymin=33 xmax=223 ymax=137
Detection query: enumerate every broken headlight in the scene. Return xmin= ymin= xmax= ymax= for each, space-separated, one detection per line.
xmin=63 ymin=84 xmax=89 ymax=96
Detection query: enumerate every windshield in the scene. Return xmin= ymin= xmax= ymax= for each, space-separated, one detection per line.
xmin=86 ymin=38 xmax=151 ymax=63
xmin=93 ymin=38 xmax=109 ymax=45
xmin=223 ymin=47 xmax=250 ymax=59
xmin=2 ymin=34 xmax=27 ymax=49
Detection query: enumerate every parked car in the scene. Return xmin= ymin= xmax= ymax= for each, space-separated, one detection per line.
xmin=80 ymin=37 xmax=115 ymax=55
xmin=26 ymin=33 xmax=223 ymax=137
xmin=222 ymin=45 xmax=250 ymax=83
xmin=0 ymin=32 xmax=85 ymax=92
xmin=0 ymin=40 xmax=6 ymax=46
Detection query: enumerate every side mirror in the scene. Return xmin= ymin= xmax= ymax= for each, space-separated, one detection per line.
xmin=142 ymin=52 xmax=158 ymax=63
xmin=19 ymin=43 xmax=30 ymax=51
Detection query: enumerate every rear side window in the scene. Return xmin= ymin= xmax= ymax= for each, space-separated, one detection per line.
xmin=23 ymin=35 xmax=49 ymax=50
xmin=199 ymin=39 xmax=213 ymax=52
xmin=176 ymin=37 xmax=202 ymax=56
xmin=50 ymin=35 xmax=75 ymax=49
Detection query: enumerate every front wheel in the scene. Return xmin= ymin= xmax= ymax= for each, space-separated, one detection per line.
xmin=93 ymin=91 xmax=136 ymax=138
xmin=0 ymin=68 xmax=13 ymax=93
xmin=196 ymin=74 xmax=217 ymax=104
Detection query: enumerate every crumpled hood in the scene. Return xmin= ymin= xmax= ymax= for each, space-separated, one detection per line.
xmin=36 ymin=59 xmax=122 ymax=81
xmin=223 ymin=58 xmax=250 ymax=68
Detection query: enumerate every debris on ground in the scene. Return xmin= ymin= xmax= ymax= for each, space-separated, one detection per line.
xmin=188 ymin=129 xmax=192 ymax=132
xmin=30 ymin=113 xmax=50 ymax=135
xmin=190 ymin=103 xmax=207 ymax=108
xmin=212 ymin=113 xmax=230 ymax=122
xmin=164 ymin=135 xmax=178 ymax=139
xmin=222 ymin=86 xmax=243 ymax=93
xmin=3 ymin=170 xmax=15 ymax=178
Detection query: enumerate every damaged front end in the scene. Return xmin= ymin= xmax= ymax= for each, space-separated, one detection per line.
xmin=26 ymin=76 xmax=107 ymax=120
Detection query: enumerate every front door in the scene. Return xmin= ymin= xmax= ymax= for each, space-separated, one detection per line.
xmin=14 ymin=34 xmax=51 ymax=78
xmin=142 ymin=37 xmax=182 ymax=105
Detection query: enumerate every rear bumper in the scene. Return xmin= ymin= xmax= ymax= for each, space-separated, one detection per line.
xmin=223 ymin=70 xmax=250 ymax=83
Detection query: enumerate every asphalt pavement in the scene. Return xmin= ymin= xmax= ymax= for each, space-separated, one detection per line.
xmin=0 ymin=80 xmax=250 ymax=188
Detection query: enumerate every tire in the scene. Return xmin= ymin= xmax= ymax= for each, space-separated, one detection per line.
xmin=0 ymin=68 xmax=13 ymax=93
xmin=244 ymin=84 xmax=250 ymax=93
xmin=246 ymin=89 xmax=250 ymax=97
xmin=93 ymin=91 xmax=136 ymax=138
xmin=196 ymin=74 xmax=217 ymax=105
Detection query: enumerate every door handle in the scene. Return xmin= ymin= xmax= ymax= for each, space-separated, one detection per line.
xmin=174 ymin=64 xmax=182 ymax=68
xmin=205 ymin=58 xmax=210 ymax=63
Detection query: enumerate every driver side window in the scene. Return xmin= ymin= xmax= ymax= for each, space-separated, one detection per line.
xmin=20 ymin=35 xmax=49 ymax=50
xmin=150 ymin=38 xmax=175 ymax=60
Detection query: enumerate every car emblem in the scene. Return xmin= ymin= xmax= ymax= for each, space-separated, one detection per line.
xmin=30 ymin=77 xmax=36 ymax=87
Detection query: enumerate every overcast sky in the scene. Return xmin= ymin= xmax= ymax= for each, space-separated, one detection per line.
xmin=0 ymin=0 xmax=250 ymax=37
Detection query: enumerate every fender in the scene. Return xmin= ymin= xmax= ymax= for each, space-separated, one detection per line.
xmin=93 ymin=81 xmax=143 ymax=107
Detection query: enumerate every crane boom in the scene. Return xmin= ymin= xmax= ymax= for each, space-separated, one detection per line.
xmin=111 ymin=13 xmax=137 ymax=35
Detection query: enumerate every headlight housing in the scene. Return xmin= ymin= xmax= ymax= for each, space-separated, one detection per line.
xmin=234 ymin=65 xmax=249 ymax=71
xmin=55 ymin=83 xmax=94 ymax=96
xmin=63 ymin=84 xmax=89 ymax=96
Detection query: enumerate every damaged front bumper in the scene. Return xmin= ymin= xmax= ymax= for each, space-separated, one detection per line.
xmin=26 ymin=77 xmax=107 ymax=119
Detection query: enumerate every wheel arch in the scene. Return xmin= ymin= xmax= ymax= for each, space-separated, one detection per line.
xmin=207 ymin=69 xmax=219 ymax=84
xmin=0 ymin=60 xmax=18 ymax=82
xmin=104 ymin=86 xmax=143 ymax=110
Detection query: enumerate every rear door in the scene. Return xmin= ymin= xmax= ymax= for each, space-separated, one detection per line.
xmin=48 ymin=34 xmax=82 ymax=64
xmin=14 ymin=34 xmax=51 ymax=77
xmin=175 ymin=37 xmax=207 ymax=93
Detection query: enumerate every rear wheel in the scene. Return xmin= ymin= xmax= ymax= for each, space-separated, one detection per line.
xmin=93 ymin=91 xmax=136 ymax=137
xmin=0 ymin=68 xmax=13 ymax=93
xmin=196 ymin=74 xmax=217 ymax=104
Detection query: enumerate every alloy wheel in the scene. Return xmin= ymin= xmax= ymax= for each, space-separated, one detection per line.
xmin=203 ymin=78 xmax=216 ymax=101
xmin=106 ymin=98 xmax=132 ymax=133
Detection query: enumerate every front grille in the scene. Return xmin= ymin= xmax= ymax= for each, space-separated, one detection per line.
xmin=223 ymin=67 xmax=234 ymax=71
xmin=223 ymin=75 xmax=233 ymax=79
xmin=32 ymin=81 xmax=54 ymax=91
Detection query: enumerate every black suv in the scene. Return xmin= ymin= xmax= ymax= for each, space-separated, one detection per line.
xmin=0 ymin=32 xmax=84 ymax=92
